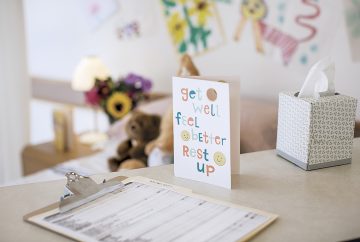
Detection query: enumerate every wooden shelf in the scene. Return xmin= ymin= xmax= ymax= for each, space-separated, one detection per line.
xmin=22 ymin=141 xmax=98 ymax=176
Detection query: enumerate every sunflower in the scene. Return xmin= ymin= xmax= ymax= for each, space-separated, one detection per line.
xmin=106 ymin=92 xmax=132 ymax=120
xmin=167 ymin=12 xmax=187 ymax=44
xmin=189 ymin=0 xmax=213 ymax=26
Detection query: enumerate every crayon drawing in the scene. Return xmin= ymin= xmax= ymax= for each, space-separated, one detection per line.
xmin=82 ymin=0 xmax=119 ymax=31
xmin=116 ymin=21 xmax=140 ymax=40
xmin=115 ymin=0 xmax=158 ymax=40
xmin=344 ymin=0 xmax=360 ymax=62
xmin=162 ymin=0 xmax=225 ymax=56
xmin=234 ymin=0 xmax=338 ymax=67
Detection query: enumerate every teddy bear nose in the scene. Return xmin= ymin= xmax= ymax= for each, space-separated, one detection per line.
xmin=131 ymin=125 xmax=136 ymax=130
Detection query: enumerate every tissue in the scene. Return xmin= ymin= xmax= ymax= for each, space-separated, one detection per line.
xmin=298 ymin=58 xmax=336 ymax=98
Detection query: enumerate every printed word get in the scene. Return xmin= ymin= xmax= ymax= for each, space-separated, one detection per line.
xmin=181 ymin=88 xmax=202 ymax=101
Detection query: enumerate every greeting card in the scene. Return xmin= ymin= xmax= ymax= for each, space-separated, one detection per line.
xmin=173 ymin=76 xmax=240 ymax=189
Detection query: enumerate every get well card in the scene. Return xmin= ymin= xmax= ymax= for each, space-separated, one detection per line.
xmin=173 ymin=76 xmax=240 ymax=189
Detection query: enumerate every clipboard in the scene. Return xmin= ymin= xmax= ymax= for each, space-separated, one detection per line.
xmin=24 ymin=175 xmax=128 ymax=220
xmin=23 ymin=175 xmax=128 ymax=241
xmin=24 ymin=175 xmax=277 ymax=242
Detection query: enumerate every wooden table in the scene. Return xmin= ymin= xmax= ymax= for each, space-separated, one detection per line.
xmin=22 ymin=141 xmax=98 ymax=175
xmin=2 ymin=139 xmax=360 ymax=242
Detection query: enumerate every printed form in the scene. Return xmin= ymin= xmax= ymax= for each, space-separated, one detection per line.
xmin=28 ymin=177 xmax=277 ymax=242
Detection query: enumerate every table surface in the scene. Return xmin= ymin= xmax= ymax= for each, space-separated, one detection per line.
xmin=1 ymin=139 xmax=360 ymax=242
xmin=22 ymin=141 xmax=98 ymax=175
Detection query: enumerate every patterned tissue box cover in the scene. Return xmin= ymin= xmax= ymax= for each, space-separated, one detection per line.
xmin=276 ymin=92 xmax=358 ymax=170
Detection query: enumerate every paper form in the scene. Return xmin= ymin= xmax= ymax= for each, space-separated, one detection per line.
xmin=28 ymin=177 xmax=276 ymax=242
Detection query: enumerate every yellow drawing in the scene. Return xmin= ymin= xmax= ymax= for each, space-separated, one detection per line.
xmin=188 ymin=0 xmax=213 ymax=26
xmin=213 ymin=151 xmax=226 ymax=166
xmin=162 ymin=0 xmax=225 ymax=55
xmin=167 ymin=12 xmax=187 ymax=44
xmin=234 ymin=0 xmax=267 ymax=53
xmin=181 ymin=130 xmax=191 ymax=141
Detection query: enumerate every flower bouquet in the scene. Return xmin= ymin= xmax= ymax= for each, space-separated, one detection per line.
xmin=85 ymin=73 xmax=152 ymax=124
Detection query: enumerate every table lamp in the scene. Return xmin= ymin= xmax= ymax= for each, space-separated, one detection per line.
xmin=72 ymin=56 xmax=110 ymax=145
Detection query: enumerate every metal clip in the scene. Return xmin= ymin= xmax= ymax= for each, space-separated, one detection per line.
xmin=59 ymin=172 xmax=124 ymax=213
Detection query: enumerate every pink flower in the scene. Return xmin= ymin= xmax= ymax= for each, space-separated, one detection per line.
xmin=85 ymin=87 xmax=101 ymax=106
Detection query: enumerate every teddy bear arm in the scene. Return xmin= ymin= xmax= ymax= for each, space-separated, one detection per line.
xmin=118 ymin=159 xmax=147 ymax=170
xmin=117 ymin=139 xmax=132 ymax=155
xmin=129 ymin=144 xmax=146 ymax=159
xmin=108 ymin=157 xmax=123 ymax=172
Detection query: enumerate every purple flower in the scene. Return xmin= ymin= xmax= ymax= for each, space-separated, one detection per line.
xmin=124 ymin=73 xmax=152 ymax=92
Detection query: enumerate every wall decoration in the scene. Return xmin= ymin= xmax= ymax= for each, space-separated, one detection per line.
xmin=116 ymin=21 xmax=140 ymax=40
xmin=344 ymin=0 xmax=360 ymax=62
xmin=162 ymin=0 xmax=225 ymax=55
xmin=114 ymin=0 xmax=158 ymax=41
xmin=234 ymin=0 xmax=337 ymax=67
xmin=234 ymin=0 xmax=268 ymax=53
xmin=259 ymin=0 xmax=320 ymax=65
xmin=83 ymin=0 xmax=119 ymax=31
xmin=214 ymin=0 xmax=233 ymax=4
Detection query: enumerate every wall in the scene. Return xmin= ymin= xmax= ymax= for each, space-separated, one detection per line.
xmin=24 ymin=1 xmax=360 ymax=117
xmin=0 ymin=0 xmax=30 ymax=182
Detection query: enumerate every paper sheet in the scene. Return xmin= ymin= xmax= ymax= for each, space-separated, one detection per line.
xmin=28 ymin=177 xmax=276 ymax=242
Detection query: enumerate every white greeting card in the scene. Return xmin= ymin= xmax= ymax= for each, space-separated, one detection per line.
xmin=173 ymin=76 xmax=240 ymax=189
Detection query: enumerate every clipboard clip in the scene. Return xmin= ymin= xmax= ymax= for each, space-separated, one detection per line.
xmin=59 ymin=172 xmax=124 ymax=213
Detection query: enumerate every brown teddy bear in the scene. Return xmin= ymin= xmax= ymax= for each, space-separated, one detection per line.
xmin=108 ymin=111 xmax=161 ymax=171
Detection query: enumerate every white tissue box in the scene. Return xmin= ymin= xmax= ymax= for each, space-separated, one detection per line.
xmin=276 ymin=91 xmax=357 ymax=170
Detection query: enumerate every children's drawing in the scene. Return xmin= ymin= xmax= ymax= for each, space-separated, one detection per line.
xmin=214 ymin=0 xmax=233 ymax=4
xmin=82 ymin=0 xmax=119 ymax=31
xmin=234 ymin=0 xmax=324 ymax=66
xmin=260 ymin=0 xmax=320 ymax=65
xmin=344 ymin=0 xmax=360 ymax=62
xmin=234 ymin=0 xmax=268 ymax=52
xmin=114 ymin=0 xmax=158 ymax=41
xmin=116 ymin=21 xmax=140 ymax=39
xmin=162 ymin=0 xmax=225 ymax=55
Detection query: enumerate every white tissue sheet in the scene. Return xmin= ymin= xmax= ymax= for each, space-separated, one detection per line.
xmin=298 ymin=58 xmax=335 ymax=98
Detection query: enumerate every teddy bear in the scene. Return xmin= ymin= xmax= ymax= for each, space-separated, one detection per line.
xmin=108 ymin=111 xmax=161 ymax=171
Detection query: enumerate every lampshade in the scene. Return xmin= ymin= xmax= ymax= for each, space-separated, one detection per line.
xmin=72 ymin=56 xmax=110 ymax=91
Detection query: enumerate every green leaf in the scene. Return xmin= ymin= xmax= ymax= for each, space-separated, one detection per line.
xmin=352 ymin=25 xmax=360 ymax=37
xmin=162 ymin=0 xmax=176 ymax=8
xmin=179 ymin=41 xmax=187 ymax=53
xmin=198 ymin=27 xmax=211 ymax=49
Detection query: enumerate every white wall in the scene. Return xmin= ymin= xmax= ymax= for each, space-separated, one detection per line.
xmin=24 ymin=0 xmax=360 ymax=117
xmin=0 ymin=0 xmax=30 ymax=182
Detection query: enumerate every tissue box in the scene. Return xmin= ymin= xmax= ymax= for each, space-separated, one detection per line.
xmin=276 ymin=92 xmax=357 ymax=170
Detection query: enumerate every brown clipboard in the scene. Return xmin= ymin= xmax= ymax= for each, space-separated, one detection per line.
xmin=23 ymin=175 xmax=128 ymax=236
